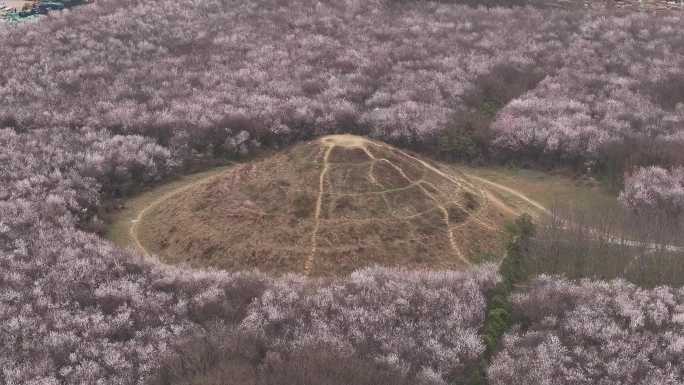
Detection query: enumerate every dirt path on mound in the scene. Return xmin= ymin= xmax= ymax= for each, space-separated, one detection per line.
xmin=334 ymin=136 xmax=474 ymax=266
xmin=377 ymin=142 xmax=550 ymax=216
xmin=464 ymin=174 xmax=550 ymax=215
xmin=305 ymin=145 xmax=333 ymax=275
xmin=130 ymin=208 xmax=152 ymax=257
xmin=111 ymin=138 xmax=549 ymax=269
xmin=376 ymin=143 xmax=545 ymax=230
xmin=307 ymin=135 xmax=528 ymax=270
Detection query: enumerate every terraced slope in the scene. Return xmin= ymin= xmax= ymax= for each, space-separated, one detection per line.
xmin=136 ymin=135 xmax=523 ymax=276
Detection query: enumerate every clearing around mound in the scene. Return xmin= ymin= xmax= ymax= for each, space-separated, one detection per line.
xmin=126 ymin=135 xmax=541 ymax=276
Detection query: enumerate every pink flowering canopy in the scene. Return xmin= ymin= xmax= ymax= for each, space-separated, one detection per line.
xmin=489 ymin=276 xmax=684 ymax=385
xmin=1 ymin=0 xmax=683 ymax=383
xmin=620 ymin=166 xmax=684 ymax=214
xmin=0 ymin=0 xmax=682 ymax=161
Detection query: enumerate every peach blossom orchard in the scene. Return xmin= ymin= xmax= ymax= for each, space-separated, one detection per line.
xmin=0 ymin=0 xmax=683 ymax=384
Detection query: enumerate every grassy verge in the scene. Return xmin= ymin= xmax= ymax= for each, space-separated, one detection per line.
xmin=460 ymin=165 xmax=619 ymax=212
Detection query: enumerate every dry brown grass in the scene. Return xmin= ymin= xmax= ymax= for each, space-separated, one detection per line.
xmin=126 ymin=135 xmax=538 ymax=276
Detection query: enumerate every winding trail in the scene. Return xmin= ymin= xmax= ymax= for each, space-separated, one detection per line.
xmin=329 ymin=136 xmax=479 ymax=267
xmin=374 ymin=148 xmax=470 ymax=265
xmin=304 ymin=145 xmax=333 ymax=275
xmin=107 ymin=165 xmax=235 ymax=258
xmin=130 ymin=209 xmax=151 ymax=258
xmin=302 ymin=135 xmax=528 ymax=270
xmin=465 ymin=174 xmax=550 ymax=215
xmin=375 ymin=142 xmax=540 ymax=222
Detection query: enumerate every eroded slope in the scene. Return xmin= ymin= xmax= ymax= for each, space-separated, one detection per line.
xmin=138 ymin=135 xmax=515 ymax=275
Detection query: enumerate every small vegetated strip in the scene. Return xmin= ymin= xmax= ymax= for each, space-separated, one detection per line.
xmin=471 ymin=215 xmax=537 ymax=384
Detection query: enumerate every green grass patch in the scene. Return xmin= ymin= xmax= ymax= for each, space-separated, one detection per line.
xmin=460 ymin=165 xmax=619 ymax=212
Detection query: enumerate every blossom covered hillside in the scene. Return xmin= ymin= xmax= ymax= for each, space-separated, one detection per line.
xmin=1 ymin=0 xmax=565 ymax=150
xmin=488 ymin=276 xmax=684 ymax=385
xmin=1 ymin=0 xmax=682 ymax=168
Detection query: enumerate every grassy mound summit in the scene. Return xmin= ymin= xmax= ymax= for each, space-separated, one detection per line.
xmin=138 ymin=135 xmax=517 ymax=275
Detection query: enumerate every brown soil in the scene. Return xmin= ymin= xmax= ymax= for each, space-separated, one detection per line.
xmin=136 ymin=135 xmax=531 ymax=276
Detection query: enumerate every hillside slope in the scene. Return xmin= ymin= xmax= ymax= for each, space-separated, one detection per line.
xmin=135 ymin=135 xmax=530 ymax=275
